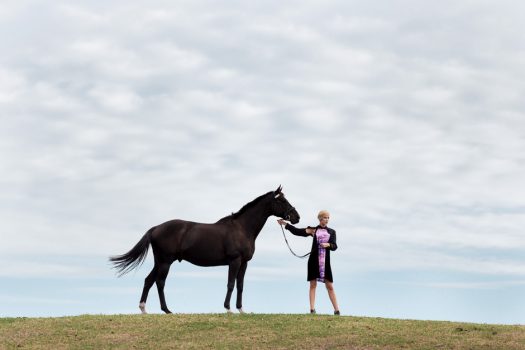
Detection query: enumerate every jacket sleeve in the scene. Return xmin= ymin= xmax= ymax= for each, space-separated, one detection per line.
xmin=328 ymin=229 xmax=338 ymax=251
xmin=285 ymin=224 xmax=309 ymax=237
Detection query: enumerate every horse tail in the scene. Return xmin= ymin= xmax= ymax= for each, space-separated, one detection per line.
xmin=109 ymin=227 xmax=155 ymax=276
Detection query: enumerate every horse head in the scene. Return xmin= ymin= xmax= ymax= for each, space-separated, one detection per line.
xmin=272 ymin=185 xmax=300 ymax=224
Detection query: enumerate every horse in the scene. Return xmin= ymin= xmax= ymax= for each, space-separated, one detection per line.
xmin=109 ymin=185 xmax=300 ymax=314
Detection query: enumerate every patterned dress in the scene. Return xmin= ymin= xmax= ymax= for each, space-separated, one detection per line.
xmin=316 ymin=228 xmax=330 ymax=283
xmin=285 ymin=224 xmax=337 ymax=282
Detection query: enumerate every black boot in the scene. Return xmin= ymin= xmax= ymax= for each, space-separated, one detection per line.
xmin=334 ymin=310 xmax=340 ymax=315
xmin=310 ymin=309 xmax=316 ymax=314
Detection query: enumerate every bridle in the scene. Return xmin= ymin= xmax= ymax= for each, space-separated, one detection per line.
xmin=273 ymin=198 xmax=310 ymax=258
xmin=279 ymin=205 xmax=310 ymax=259
xmin=282 ymin=206 xmax=296 ymax=222
xmin=279 ymin=223 xmax=311 ymax=259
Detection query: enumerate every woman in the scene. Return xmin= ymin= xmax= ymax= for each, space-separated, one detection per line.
xmin=278 ymin=210 xmax=340 ymax=315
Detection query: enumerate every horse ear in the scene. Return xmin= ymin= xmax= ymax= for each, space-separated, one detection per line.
xmin=274 ymin=185 xmax=282 ymax=198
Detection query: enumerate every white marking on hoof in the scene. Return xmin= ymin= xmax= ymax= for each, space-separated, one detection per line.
xmin=226 ymin=308 xmax=233 ymax=314
xmin=139 ymin=302 xmax=147 ymax=314
xmin=238 ymin=308 xmax=245 ymax=314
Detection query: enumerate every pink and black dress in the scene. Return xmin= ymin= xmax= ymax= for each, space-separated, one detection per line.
xmin=285 ymin=224 xmax=338 ymax=283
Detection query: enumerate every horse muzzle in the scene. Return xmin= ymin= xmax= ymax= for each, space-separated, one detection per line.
xmin=284 ymin=208 xmax=300 ymax=224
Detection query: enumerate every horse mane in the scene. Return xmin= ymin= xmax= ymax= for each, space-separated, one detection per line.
xmin=216 ymin=191 xmax=272 ymax=223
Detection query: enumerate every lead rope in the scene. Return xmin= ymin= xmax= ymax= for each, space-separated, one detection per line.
xmin=280 ymin=224 xmax=310 ymax=258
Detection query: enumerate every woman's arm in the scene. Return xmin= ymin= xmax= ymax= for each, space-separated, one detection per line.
xmin=328 ymin=229 xmax=338 ymax=251
xmin=285 ymin=224 xmax=311 ymax=237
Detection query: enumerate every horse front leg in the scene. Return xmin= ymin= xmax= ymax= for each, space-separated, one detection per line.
xmin=235 ymin=261 xmax=248 ymax=313
xmin=224 ymin=257 xmax=241 ymax=312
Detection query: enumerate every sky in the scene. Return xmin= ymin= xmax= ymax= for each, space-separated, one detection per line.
xmin=1 ymin=1 xmax=524 ymax=325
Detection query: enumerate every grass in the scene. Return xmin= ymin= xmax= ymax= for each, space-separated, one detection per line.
xmin=1 ymin=313 xmax=524 ymax=349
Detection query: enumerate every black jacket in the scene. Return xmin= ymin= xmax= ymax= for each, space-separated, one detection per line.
xmin=285 ymin=224 xmax=337 ymax=282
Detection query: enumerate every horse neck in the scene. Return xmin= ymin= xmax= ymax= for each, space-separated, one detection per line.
xmin=236 ymin=200 xmax=271 ymax=240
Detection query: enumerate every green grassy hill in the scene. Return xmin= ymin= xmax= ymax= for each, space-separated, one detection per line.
xmin=1 ymin=313 xmax=524 ymax=349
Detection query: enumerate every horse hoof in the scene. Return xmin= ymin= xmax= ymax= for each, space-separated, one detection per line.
xmin=238 ymin=308 xmax=245 ymax=314
xmin=226 ymin=309 xmax=233 ymax=314
xmin=139 ymin=302 xmax=147 ymax=314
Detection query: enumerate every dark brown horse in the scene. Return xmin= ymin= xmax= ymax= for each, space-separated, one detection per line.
xmin=110 ymin=186 xmax=300 ymax=314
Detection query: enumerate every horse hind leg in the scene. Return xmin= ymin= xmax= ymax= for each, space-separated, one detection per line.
xmin=139 ymin=265 xmax=158 ymax=314
xmin=156 ymin=262 xmax=173 ymax=314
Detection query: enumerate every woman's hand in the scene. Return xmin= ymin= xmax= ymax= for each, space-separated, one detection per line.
xmin=277 ymin=219 xmax=287 ymax=226
xmin=320 ymin=243 xmax=331 ymax=248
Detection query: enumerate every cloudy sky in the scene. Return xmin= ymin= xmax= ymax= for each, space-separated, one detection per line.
xmin=1 ymin=1 xmax=524 ymax=324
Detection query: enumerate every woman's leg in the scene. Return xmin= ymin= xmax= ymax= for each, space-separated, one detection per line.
xmin=309 ymin=280 xmax=317 ymax=311
xmin=325 ymin=281 xmax=339 ymax=312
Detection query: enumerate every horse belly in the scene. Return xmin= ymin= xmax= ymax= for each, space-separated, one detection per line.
xmin=183 ymin=250 xmax=228 ymax=267
xmin=181 ymin=235 xmax=229 ymax=267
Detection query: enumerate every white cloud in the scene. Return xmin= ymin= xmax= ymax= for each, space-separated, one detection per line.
xmin=0 ymin=68 xmax=26 ymax=104
xmin=88 ymin=84 xmax=143 ymax=113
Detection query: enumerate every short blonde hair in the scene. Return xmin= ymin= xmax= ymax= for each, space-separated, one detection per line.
xmin=317 ymin=210 xmax=330 ymax=220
